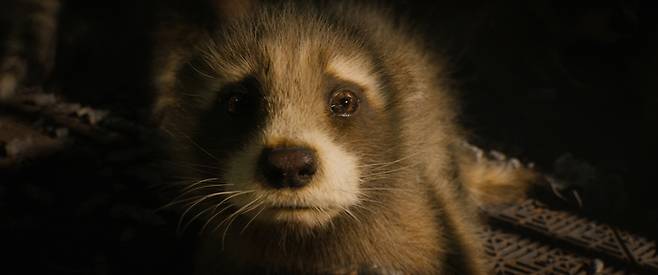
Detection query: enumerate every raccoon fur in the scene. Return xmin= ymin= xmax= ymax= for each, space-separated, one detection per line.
xmin=0 ymin=0 xmax=59 ymax=99
xmin=153 ymin=1 xmax=534 ymax=274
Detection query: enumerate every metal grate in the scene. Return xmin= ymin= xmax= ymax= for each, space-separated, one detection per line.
xmin=483 ymin=227 xmax=629 ymax=275
xmin=484 ymin=200 xmax=658 ymax=274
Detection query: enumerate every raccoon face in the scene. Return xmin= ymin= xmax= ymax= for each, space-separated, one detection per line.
xmin=168 ymin=17 xmax=400 ymax=229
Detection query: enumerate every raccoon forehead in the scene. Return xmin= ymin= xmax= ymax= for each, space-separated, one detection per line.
xmin=202 ymin=50 xmax=386 ymax=111
xmin=326 ymin=55 xmax=385 ymax=110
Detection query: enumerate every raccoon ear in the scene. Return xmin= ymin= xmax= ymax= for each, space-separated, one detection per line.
xmin=210 ymin=0 xmax=257 ymax=21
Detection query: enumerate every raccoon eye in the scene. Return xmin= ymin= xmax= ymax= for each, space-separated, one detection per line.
xmin=220 ymin=92 xmax=250 ymax=115
xmin=225 ymin=93 xmax=247 ymax=114
xmin=220 ymin=76 xmax=260 ymax=115
xmin=330 ymin=89 xmax=359 ymax=117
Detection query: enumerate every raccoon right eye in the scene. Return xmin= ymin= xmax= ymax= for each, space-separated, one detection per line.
xmin=225 ymin=93 xmax=247 ymax=114
xmin=218 ymin=76 xmax=261 ymax=116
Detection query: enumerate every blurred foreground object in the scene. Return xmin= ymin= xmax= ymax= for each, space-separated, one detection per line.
xmin=0 ymin=0 xmax=60 ymax=99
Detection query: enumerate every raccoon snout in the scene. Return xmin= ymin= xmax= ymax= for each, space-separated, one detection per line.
xmin=258 ymin=147 xmax=318 ymax=189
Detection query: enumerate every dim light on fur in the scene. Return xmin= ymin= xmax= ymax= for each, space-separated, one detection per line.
xmin=153 ymin=1 xmax=535 ymax=274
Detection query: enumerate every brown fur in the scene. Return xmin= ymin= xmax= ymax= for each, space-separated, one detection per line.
xmin=0 ymin=0 xmax=59 ymax=99
xmin=456 ymin=142 xmax=537 ymax=207
xmin=153 ymin=1 xmax=533 ymax=274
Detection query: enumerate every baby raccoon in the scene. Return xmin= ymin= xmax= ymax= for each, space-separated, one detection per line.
xmin=153 ymin=1 xmax=533 ymax=274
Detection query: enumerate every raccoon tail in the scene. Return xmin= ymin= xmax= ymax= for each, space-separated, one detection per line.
xmin=455 ymin=142 xmax=538 ymax=207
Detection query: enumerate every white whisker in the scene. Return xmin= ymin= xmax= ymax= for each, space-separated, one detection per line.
xmin=341 ymin=206 xmax=360 ymax=224
xmin=176 ymin=190 xmax=254 ymax=233
xmin=219 ymin=195 xmax=264 ymax=249
xmin=240 ymin=202 xmax=266 ymax=234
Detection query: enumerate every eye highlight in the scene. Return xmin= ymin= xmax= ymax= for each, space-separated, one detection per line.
xmin=226 ymin=93 xmax=246 ymax=114
xmin=217 ymin=76 xmax=261 ymax=116
xmin=329 ymin=89 xmax=360 ymax=117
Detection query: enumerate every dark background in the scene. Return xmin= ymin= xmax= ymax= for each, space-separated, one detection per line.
xmin=1 ymin=0 xmax=657 ymax=274
xmin=406 ymin=0 xmax=658 ymax=236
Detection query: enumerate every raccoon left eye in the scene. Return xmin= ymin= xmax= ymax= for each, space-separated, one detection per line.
xmin=330 ymin=89 xmax=359 ymax=117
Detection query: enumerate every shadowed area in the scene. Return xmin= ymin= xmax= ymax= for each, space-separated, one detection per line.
xmin=1 ymin=0 xmax=656 ymax=274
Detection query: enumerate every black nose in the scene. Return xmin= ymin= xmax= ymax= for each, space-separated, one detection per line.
xmin=258 ymin=147 xmax=317 ymax=189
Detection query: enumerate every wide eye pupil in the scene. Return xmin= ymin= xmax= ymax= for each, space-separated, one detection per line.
xmin=341 ymin=97 xmax=351 ymax=106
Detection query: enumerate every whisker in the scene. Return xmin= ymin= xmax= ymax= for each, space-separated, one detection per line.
xmin=361 ymin=165 xmax=416 ymax=177
xmin=179 ymin=177 xmax=222 ymax=191
xmin=240 ymin=202 xmax=266 ymax=234
xmin=181 ymin=184 xmax=234 ymax=194
xmin=175 ymin=191 xmax=253 ymax=232
xmin=161 ymin=190 xmax=242 ymax=211
xmin=163 ymin=182 xmax=232 ymax=193
xmin=161 ymin=161 xmax=221 ymax=171
xmin=341 ymin=206 xmax=360 ymax=224
xmin=219 ymin=195 xmax=264 ymax=248
xmin=357 ymin=151 xmax=423 ymax=169
xmin=349 ymin=203 xmax=376 ymax=217
xmin=198 ymin=190 xmax=258 ymax=233
xmin=359 ymin=187 xmax=408 ymax=191
xmin=356 ymin=196 xmax=385 ymax=207
xmin=177 ymin=131 xmax=220 ymax=161
xmin=180 ymin=205 xmax=216 ymax=234
xmin=200 ymin=203 xmax=234 ymax=234
xmin=187 ymin=61 xmax=217 ymax=80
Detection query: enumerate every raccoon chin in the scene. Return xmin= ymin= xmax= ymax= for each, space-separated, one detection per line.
xmin=256 ymin=206 xmax=341 ymax=228
xmin=225 ymin=188 xmax=355 ymax=228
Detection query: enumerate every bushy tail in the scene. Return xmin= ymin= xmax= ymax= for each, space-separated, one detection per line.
xmin=456 ymin=142 xmax=537 ymax=207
